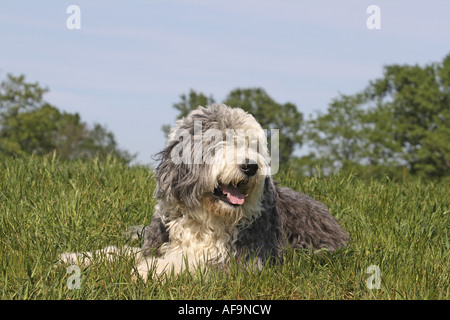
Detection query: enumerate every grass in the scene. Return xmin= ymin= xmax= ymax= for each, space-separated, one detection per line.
xmin=0 ymin=154 xmax=448 ymax=299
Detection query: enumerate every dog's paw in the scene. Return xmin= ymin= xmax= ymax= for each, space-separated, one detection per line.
xmin=58 ymin=251 xmax=93 ymax=266
xmin=134 ymin=258 xmax=155 ymax=283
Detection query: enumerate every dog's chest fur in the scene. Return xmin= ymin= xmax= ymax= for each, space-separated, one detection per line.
xmin=161 ymin=207 xmax=239 ymax=262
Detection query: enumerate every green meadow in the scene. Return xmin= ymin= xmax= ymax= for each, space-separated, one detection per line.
xmin=0 ymin=155 xmax=448 ymax=299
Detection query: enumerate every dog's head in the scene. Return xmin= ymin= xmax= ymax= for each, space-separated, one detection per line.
xmin=155 ymin=104 xmax=271 ymax=223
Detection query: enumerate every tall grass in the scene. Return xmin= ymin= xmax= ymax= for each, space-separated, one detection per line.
xmin=0 ymin=155 xmax=448 ymax=299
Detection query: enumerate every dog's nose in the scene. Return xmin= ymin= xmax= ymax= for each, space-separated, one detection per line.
xmin=240 ymin=162 xmax=258 ymax=176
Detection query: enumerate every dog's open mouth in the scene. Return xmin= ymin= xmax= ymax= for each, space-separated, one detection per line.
xmin=213 ymin=182 xmax=247 ymax=207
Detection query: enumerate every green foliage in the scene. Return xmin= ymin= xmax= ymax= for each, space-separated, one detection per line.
xmin=161 ymin=89 xmax=215 ymax=136
xmin=302 ymin=93 xmax=368 ymax=174
xmin=0 ymin=156 xmax=448 ymax=299
xmin=301 ymin=53 xmax=450 ymax=181
xmin=224 ymin=88 xmax=303 ymax=164
xmin=165 ymin=88 xmax=303 ymax=164
xmin=0 ymin=74 xmax=52 ymax=155
xmin=169 ymin=54 xmax=450 ymax=181
xmin=364 ymin=58 xmax=450 ymax=179
xmin=0 ymin=74 xmax=135 ymax=164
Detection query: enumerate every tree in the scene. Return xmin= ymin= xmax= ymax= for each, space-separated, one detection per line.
xmin=363 ymin=55 xmax=450 ymax=178
xmin=303 ymin=53 xmax=450 ymax=180
xmin=164 ymin=87 xmax=303 ymax=163
xmin=162 ymin=89 xmax=215 ymax=135
xmin=0 ymin=74 xmax=54 ymax=155
xmin=0 ymin=73 xmax=135 ymax=163
xmin=302 ymin=93 xmax=368 ymax=174
xmin=81 ymin=123 xmax=135 ymax=163
xmin=223 ymin=88 xmax=303 ymax=164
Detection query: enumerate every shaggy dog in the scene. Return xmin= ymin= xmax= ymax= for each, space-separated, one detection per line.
xmin=135 ymin=104 xmax=348 ymax=278
xmin=61 ymin=104 xmax=349 ymax=280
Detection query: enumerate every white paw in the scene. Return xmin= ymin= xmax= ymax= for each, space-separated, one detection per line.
xmin=59 ymin=251 xmax=93 ymax=266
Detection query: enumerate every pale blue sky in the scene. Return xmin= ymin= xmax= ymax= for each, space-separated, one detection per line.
xmin=1 ymin=1 xmax=449 ymax=164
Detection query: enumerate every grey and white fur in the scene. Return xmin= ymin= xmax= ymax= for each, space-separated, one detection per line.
xmin=60 ymin=104 xmax=348 ymax=279
xmin=134 ymin=104 xmax=349 ymax=279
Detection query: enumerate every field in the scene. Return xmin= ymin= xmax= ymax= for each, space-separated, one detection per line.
xmin=0 ymin=155 xmax=448 ymax=299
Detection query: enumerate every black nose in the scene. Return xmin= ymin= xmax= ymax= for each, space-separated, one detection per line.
xmin=240 ymin=162 xmax=258 ymax=176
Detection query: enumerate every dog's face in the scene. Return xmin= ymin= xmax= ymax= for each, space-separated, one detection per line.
xmin=155 ymin=104 xmax=271 ymax=224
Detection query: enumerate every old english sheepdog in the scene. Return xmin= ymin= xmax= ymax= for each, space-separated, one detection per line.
xmin=136 ymin=104 xmax=348 ymax=278
xmin=60 ymin=104 xmax=349 ymax=280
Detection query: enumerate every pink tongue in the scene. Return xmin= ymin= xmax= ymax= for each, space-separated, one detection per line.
xmin=221 ymin=184 xmax=245 ymax=205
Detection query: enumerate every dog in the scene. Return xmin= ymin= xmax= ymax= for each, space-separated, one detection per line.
xmin=136 ymin=104 xmax=349 ymax=278
xmin=60 ymin=104 xmax=349 ymax=280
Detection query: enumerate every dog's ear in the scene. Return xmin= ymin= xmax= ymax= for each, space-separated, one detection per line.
xmin=153 ymin=137 xmax=204 ymax=208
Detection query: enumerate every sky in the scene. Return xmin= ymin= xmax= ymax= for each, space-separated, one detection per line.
xmin=1 ymin=1 xmax=449 ymax=165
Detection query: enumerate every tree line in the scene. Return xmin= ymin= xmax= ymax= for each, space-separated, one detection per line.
xmin=0 ymin=74 xmax=135 ymax=164
xmin=164 ymin=53 xmax=450 ymax=181
xmin=1 ymin=53 xmax=449 ymax=181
